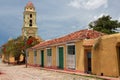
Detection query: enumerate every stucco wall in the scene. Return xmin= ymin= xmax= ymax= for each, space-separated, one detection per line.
xmin=92 ymin=34 xmax=120 ymax=77
xmin=2 ymin=54 xmax=24 ymax=64
xmin=63 ymin=45 xmax=67 ymax=69
xmin=52 ymin=46 xmax=57 ymax=68
xmin=75 ymin=40 xmax=85 ymax=72
xmin=28 ymin=49 xmax=34 ymax=65
xmin=36 ymin=50 xmax=40 ymax=65
xmin=9 ymin=57 xmax=15 ymax=63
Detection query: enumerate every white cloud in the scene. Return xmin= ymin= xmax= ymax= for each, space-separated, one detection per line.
xmin=68 ymin=0 xmax=108 ymax=10
xmin=68 ymin=0 xmax=82 ymax=9
xmin=118 ymin=17 xmax=120 ymax=22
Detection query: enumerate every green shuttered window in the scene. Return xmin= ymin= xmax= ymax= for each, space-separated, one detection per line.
xmin=47 ymin=49 xmax=52 ymax=56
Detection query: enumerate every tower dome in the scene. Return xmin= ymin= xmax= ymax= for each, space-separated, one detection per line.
xmin=25 ymin=1 xmax=35 ymax=11
xmin=26 ymin=1 xmax=34 ymax=8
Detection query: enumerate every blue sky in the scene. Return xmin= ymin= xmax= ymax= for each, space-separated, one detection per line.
xmin=0 ymin=0 xmax=120 ymax=46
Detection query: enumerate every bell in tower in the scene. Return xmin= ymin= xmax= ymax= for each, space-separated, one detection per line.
xmin=22 ymin=1 xmax=38 ymax=38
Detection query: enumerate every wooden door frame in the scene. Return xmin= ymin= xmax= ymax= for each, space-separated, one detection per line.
xmin=41 ymin=50 xmax=44 ymax=67
xmin=58 ymin=46 xmax=64 ymax=69
xmin=84 ymin=48 xmax=92 ymax=73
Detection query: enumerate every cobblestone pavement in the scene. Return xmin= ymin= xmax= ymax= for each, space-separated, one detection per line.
xmin=0 ymin=62 xmax=103 ymax=80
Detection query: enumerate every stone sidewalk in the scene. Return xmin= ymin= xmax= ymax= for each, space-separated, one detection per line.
xmin=0 ymin=62 xmax=116 ymax=80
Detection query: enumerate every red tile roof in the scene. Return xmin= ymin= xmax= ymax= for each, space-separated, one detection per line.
xmin=32 ymin=29 xmax=105 ymax=49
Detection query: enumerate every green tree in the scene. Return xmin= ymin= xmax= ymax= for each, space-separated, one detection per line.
xmin=1 ymin=39 xmax=15 ymax=63
xmin=13 ymin=36 xmax=24 ymax=64
xmin=89 ymin=15 xmax=120 ymax=34
xmin=1 ymin=36 xmax=40 ymax=64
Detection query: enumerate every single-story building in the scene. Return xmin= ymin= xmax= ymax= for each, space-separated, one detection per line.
xmin=27 ymin=29 xmax=102 ymax=73
xmin=27 ymin=29 xmax=120 ymax=77
xmin=2 ymin=54 xmax=24 ymax=64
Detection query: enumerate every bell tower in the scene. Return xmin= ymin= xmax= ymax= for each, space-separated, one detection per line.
xmin=22 ymin=2 xmax=38 ymax=38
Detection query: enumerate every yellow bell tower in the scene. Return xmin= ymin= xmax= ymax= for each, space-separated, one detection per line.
xmin=22 ymin=2 xmax=38 ymax=38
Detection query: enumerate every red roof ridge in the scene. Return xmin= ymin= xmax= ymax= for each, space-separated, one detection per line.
xmin=32 ymin=29 xmax=105 ymax=49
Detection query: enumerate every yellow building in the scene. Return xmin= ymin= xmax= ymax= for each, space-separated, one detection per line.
xmin=4 ymin=1 xmax=118 ymax=78
xmin=92 ymin=33 xmax=120 ymax=77
xmin=27 ymin=29 xmax=106 ymax=75
xmin=2 ymin=53 xmax=24 ymax=64
xmin=27 ymin=29 xmax=120 ymax=77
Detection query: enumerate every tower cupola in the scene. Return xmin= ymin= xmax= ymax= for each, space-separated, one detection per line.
xmin=25 ymin=1 xmax=35 ymax=11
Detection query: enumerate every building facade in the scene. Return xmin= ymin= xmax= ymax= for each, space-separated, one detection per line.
xmin=28 ymin=29 xmax=117 ymax=76
xmin=27 ymin=29 xmax=120 ymax=77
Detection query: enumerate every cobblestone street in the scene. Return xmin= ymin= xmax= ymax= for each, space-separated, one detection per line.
xmin=0 ymin=62 xmax=104 ymax=80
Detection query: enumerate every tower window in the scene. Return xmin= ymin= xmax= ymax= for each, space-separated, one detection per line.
xmin=29 ymin=24 xmax=32 ymax=26
xmin=29 ymin=20 xmax=32 ymax=26
xmin=30 ymin=20 xmax=32 ymax=23
xmin=30 ymin=14 xmax=32 ymax=18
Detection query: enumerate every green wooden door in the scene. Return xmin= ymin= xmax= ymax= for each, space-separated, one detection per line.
xmin=41 ymin=50 xmax=44 ymax=67
xmin=59 ymin=47 xmax=64 ymax=69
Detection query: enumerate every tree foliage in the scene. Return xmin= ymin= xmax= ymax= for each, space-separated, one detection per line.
xmin=26 ymin=36 xmax=39 ymax=48
xmin=89 ymin=15 xmax=120 ymax=34
xmin=1 ymin=36 xmax=40 ymax=64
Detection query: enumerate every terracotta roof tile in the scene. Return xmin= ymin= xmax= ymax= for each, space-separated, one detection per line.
xmin=32 ymin=29 xmax=105 ymax=49
xmin=26 ymin=1 xmax=34 ymax=8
